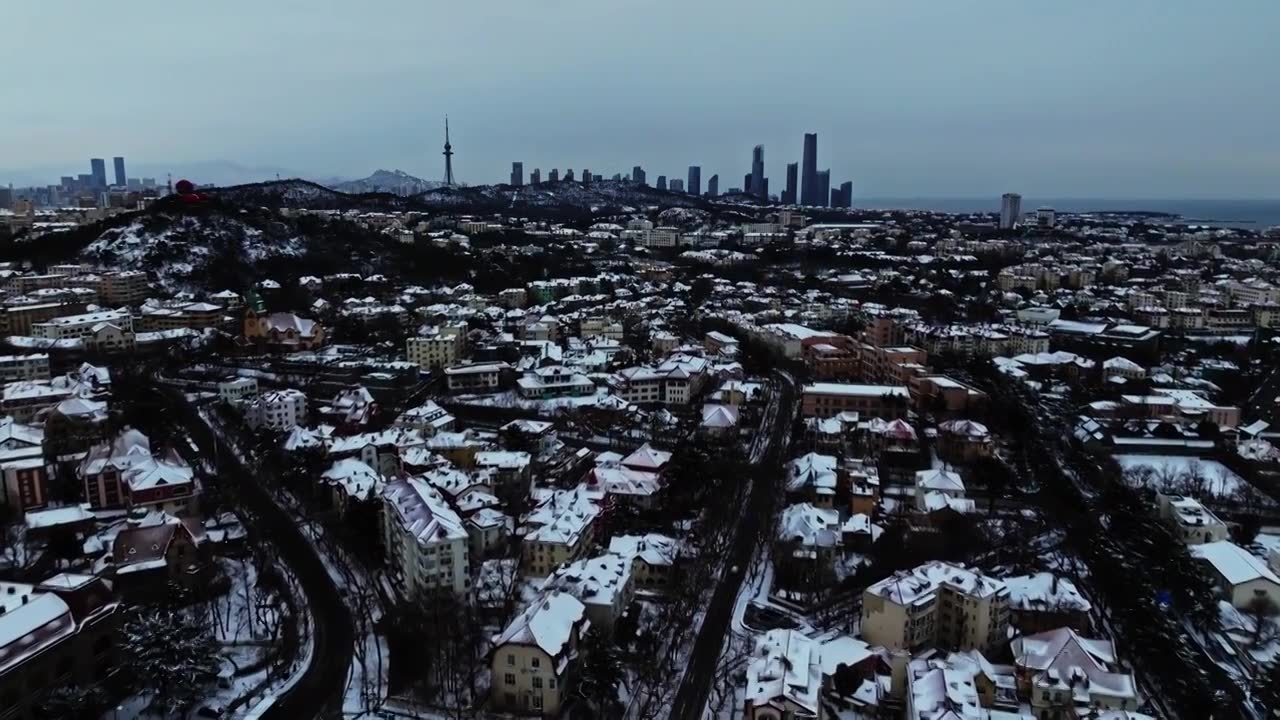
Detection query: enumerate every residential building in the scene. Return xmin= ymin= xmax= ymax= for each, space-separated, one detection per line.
xmin=521 ymin=487 xmax=600 ymax=577
xmin=1002 ymin=573 xmax=1092 ymax=633
xmin=1190 ymin=541 xmax=1280 ymax=610
xmin=801 ymin=383 xmax=910 ymax=419
xmin=0 ymin=354 xmax=50 ymax=383
xmin=444 ymin=362 xmax=509 ymax=393
xmin=608 ymin=533 xmax=678 ymax=591
xmin=78 ymin=429 xmax=199 ymax=514
xmin=801 ymin=133 xmax=818 ymax=206
xmin=543 ymin=551 xmax=634 ymax=632
xmin=0 ymin=575 xmax=120 ymax=720
xmin=1156 ymin=493 xmax=1229 ymax=545
xmin=383 ymin=478 xmax=470 ymax=596
xmin=491 ymin=591 xmax=589 ymax=717
xmin=31 ymin=309 xmax=132 ymax=340
xmin=217 ymin=376 xmax=259 ymax=404
xmin=1012 ymin=628 xmax=1140 ymax=716
xmin=243 ymin=308 xmax=325 ymax=350
xmin=861 ymin=561 xmax=1010 ymax=653
xmin=242 ymin=388 xmax=307 ymax=432
xmin=1000 ymin=192 xmax=1022 ymax=229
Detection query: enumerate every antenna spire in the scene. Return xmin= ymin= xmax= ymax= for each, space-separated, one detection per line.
xmin=442 ymin=115 xmax=455 ymax=186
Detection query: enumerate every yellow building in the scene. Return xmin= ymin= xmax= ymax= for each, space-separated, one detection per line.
xmin=491 ymin=591 xmax=589 ymax=717
xmin=861 ymin=561 xmax=1010 ymax=653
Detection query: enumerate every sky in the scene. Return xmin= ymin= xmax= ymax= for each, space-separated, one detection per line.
xmin=2 ymin=1 xmax=1278 ymax=198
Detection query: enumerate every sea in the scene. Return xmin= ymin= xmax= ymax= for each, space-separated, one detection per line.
xmin=854 ymin=198 xmax=1280 ymax=230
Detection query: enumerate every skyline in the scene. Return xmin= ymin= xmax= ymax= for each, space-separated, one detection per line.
xmin=3 ymin=2 xmax=1279 ymax=198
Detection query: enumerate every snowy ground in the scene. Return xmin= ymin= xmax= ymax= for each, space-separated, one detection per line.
xmin=1112 ymin=454 xmax=1247 ymax=497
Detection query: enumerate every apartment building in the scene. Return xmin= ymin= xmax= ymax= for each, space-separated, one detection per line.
xmin=610 ymin=355 xmax=709 ymax=405
xmin=801 ymin=383 xmax=910 ymax=419
xmin=30 ymin=309 xmax=132 ymax=340
xmin=0 ymin=302 xmax=88 ymax=336
xmin=861 ymin=561 xmax=1010 ymax=653
xmin=137 ymin=302 xmax=224 ymax=331
xmin=242 ymin=389 xmax=307 ymax=432
xmin=95 ymin=271 xmax=149 ymax=305
xmin=521 ymin=488 xmax=600 ymax=577
xmin=383 ymin=478 xmax=470 ymax=596
xmin=406 ymin=323 xmax=467 ymax=370
xmin=444 ymin=362 xmax=509 ymax=393
xmin=0 ymin=354 xmax=50 ymax=383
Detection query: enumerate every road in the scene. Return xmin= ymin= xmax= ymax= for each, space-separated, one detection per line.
xmin=667 ymin=370 xmax=798 ymax=720
xmin=154 ymin=384 xmax=356 ymax=720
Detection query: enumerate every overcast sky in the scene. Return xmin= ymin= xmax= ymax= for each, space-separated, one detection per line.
xmin=3 ymin=1 xmax=1277 ymax=197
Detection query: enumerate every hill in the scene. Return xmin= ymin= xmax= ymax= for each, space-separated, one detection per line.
xmin=329 ymin=169 xmax=445 ymax=196
xmin=206 ymin=178 xmax=728 ymax=216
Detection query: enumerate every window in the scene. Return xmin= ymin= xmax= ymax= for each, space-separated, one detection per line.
xmin=531 ymin=657 xmax=540 ymax=669
xmin=532 ymin=676 xmax=543 ymax=689
xmin=507 ymin=654 xmax=515 ymax=666
xmin=549 ymin=678 xmax=556 ymax=690
xmin=532 ymin=695 xmax=543 ymax=710
xmin=504 ymin=673 xmax=516 ymax=686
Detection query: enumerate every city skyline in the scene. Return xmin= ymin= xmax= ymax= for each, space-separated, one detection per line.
xmin=2 ymin=3 xmax=1278 ymax=198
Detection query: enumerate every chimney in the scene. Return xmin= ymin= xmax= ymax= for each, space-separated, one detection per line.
xmin=1051 ymin=574 xmax=1059 ymax=594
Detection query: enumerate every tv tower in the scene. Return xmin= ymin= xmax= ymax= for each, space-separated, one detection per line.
xmin=442 ymin=116 xmax=455 ymax=186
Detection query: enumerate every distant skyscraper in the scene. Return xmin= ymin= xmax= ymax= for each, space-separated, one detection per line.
xmin=656 ymin=175 xmax=667 ymax=191
xmin=142 ymin=177 xmax=156 ymax=188
xmin=549 ymin=169 xmax=559 ymax=182
xmin=707 ymin=174 xmax=719 ymax=197
xmin=442 ymin=117 xmax=455 ymax=186
xmin=0 ymin=186 xmax=11 ymax=210
xmin=743 ymin=174 xmax=751 ymax=194
xmin=127 ymin=178 xmax=141 ymax=190
xmin=582 ymin=169 xmax=590 ymax=185
xmin=837 ymin=181 xmax=853 ymax=208
xmin=612 ymin=173 xmax=622 ymax=181
xmin=593 ymin=174 xmax=602 ymax=182
xmin=816 ymin=169 xmax=830 ymax=207
xmin=60 ymin=176 xmax=74 ymax=190
xmin=510 ymin=162 xmax=523 ymax=186
xmin=687 ymin=166 xmax=701 ymax=197
xmin=113 ymin=157 xmax=126 ymax=187
xmin=1000 ymin=193 xmax=1023 ymax=229
xmin=749 ymin=145 xmax=765 ymax=198
xmin=564 ymin=169 xmax=575 ymax=182
xmin=761 ymin=177 xmax=768 ymax=200
xmin=531 ymin=168 xmax=541 ymax=185
xmin=800 ymin=133 xmax=818 ymax=206
xmin=632 ymin=166 xmax=646 ymax=185
xmin=783 ymin=162 xmax=798 ymax=204
xmin=90 ymin=158 xmax=107 ymax=189
xmin=670 ymin=179 xmax=684 ymax=192
xmin=78 ymin=173 xmax=93 ymax=189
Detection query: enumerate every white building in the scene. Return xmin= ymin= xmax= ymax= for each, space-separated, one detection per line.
xmin=31 ymin=309 xmax=133 ymax=340
xmin=444 ymin=362 xmax=508 ymax=393
xmin=0 ymin=353 xmax=50 ymax=383
xmin=218 ymin=376 xmax=259 ymax=404
xmin=383 ymin=478 xmax=470 ymax=596
xmin=243 ymin=388 xmax=307 ymax=432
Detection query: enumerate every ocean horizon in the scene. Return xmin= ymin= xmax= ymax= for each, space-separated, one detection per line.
xmin=853 ymin=197 xmax=1280 ymax=229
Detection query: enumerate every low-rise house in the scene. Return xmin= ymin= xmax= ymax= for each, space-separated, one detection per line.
xmin=108 ymin=518 xmax=208 ymax=598
xmin=1155 ymin=493 xmax=1229 ymax=544
xmin=445 ymin=362 xmax=510 ymax=393
xmin=243 ymin=308 xmax=325 ymax=350
xmin=543 ymin=551 xmax=634 ymax=632
xmin=1011 ymin=628 xmax=1141 ymax=716
xmin=775 ymin=502 xmax=842 ymax=585
xmin=490 ymin=591 xmax=590 ymax=717
xmin=516 ymin=366 xmax=595 ymax=399
xmin=936 ymin=419 xmax=994 ymax=464
xmin=320 ymin=458 xmax=383 ymax=511
xmin=742 ymin=629 xmax=882 ymax=720
xmin=78 ymin=429 xmax=199 ymax=515
xmin=785 ymin=452 xmax=839 ymax=508
xmin=394 ymin=400 xmax=456 ymax=436
xmin=699 ymin=403 xmax=740 ymax=437
xmin=0 ymin=575 xmax=120 ymax=720
xmin=1002 ymin=572 xmax=1092 ymax=633
xmin=607 ymin=533 xmax=679 ymax=591
xmin=318 ymin=385 xmax=377 ymax=428
xmin=475 ymin=450 xmax=533 ymax=502
xmin=914 ymin=468 xmax=975 ymax=517
xmin=1190 ymin=541 xmax=1280 ymax=611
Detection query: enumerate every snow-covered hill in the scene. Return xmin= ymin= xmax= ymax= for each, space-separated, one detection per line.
xmin=78 ymin=206 xmax=404 ymax=293
xmin=329 ymin=169 xmax=445 ymax=196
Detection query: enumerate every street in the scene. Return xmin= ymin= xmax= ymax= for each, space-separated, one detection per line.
xmin=666 ymin=370 xmax=797 ymax=720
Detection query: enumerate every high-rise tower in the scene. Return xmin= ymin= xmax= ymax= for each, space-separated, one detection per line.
xmin=750 ymin=145 xmax=765 ymax=198
xmin=687 ymin=166 xmax=701 ymax=196
xmin=442 ymin=117 xmax=455 ymax=186
xmin=783 ymin=162 xmax=798 ymax=204
xmin=800 ymin=133 xmax=818 ymax=205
